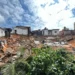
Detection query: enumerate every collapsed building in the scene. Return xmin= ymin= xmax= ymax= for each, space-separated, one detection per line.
xmin=32 ymin=29 xmax=42 ymax=36
xmin=59 ymin=27 xmax=75 ymax=37
xmin=0 ymin=25 xmax=75 ymax=65
xmin=59 ymin=23 xmax=75 ymax=36
xmin=32 ymin=27 xmax=59 ymax=36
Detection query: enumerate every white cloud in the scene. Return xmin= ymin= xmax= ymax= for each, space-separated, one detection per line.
xmin=67 ymin=0 xmax=75 ymax=9
xmin=0 ymin=0 xmax=24 ymax=24
xmin=0 ymin=0 xmax=75 ymax=30
xmin=29 ymin=0 xmax=75 ymax=30
xmin=58 ymin=18 xmax=75 ymax=29
xmin=0 ymin=0 xmax=43 ymax=29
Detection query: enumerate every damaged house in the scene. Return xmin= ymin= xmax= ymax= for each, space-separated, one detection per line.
xmin=32 ymin=29 xmax=42 ymax=36
xmin=59 ymin=26 xmax=75 ymax=36
xmin=5 ymin=28 xmax=12 ymax=38
xmin=12 ymin=26 xmax=31 ymax=36
xmin=0 ymin=27 xmax=5 ymax=37
xmin=0 ymin=27 xmax=12 ymax=37
xmin=52 ymin=29 xmax=59 ymax=36
xmin=63 ymin=30 xmax=72 ymax=36
xmin=42 ymin=27 xmax=49 ymax=36
xmin=42 ymin=27 xmax=59 ymax=36
xmin=32 ymin=27 xmax=59 ymax=36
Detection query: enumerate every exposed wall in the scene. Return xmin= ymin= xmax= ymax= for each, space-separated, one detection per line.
xmin=52 ymin=30 xmax=59 ymax=36
xmin=74 ymin=22 xmax=75 ymax=30
xmin=0 ymin=29 xmax=5 ymax=37
xmin=48 ymin=31 xmax=52 ymax=36
xmin=13 ymin=28 xmax=28 ymax=35
xmin=64 ymin=30 xmax=72 ymax=35
xmin=42 ymin=30 xmax=48 ymax=36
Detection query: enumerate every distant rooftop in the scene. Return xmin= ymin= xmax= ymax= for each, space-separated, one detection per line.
xmin=15 ymin=26 xmax=30 ymax=29
xmin=0 ymin=27 xmax=5 ymax=30
xmin=52 ymin=29 xmax=59 ymax=30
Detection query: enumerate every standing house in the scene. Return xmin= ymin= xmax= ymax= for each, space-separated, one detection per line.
xmin=42 ymin=27 xmax=49 ymax=36
xmin=0 ymin=27 xmax=5 ymax=37
xmin=42 ymin=28 xmax=59 ymax=36
xmin=12 ymin=26 xmax=31 ymax=36
xmin=52 ymin=29 xmax=59 ymax=36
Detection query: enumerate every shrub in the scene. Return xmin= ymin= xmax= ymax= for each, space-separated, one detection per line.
xmin=1 ymin=47 xmax=75 ymax=75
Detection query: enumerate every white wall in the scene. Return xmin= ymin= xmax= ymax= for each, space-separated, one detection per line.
xmin=13 ymin=28 xmax=28 ymax=35
xmin=64 ymin=30 xmax=71 ymax=35
xmin=42 ymin=30 xmax=48 ymax=36
xmin=0 ymin=29 xmax=5 ymax=37
xmin=48 ymin=31 xmax=52 ymax=36
xmin=74 ymin=22 xmax=75 ymax=30
xmin=52 ymin=30 xmax=59 ymax=36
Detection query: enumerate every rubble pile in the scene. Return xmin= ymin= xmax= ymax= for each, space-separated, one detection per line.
xmin=0 ymin=34 xmax=75 ymax=66
xmin=6 ymin=35 xmax=36 ymax=51
xmin=0 ymin=35 xmax=41 ymax=66
xmin=42 ymin=36 xmax=75 ymax=53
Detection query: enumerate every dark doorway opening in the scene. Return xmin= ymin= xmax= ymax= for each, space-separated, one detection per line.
xmin=15 ymin=30 xmax=17 ymax=34
xmin=5 ymin=28 xmax=12 ymax=38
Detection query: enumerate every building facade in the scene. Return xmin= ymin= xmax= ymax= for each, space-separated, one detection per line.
xmin=42 ymin=28 xmax=59 ymax=36
xmin=12 ymin=26 xmax=31 ymax=36
xmin=0 ymin=28 xmax=5 ymax=37
xmin=42 ymin=28 xmax=49 ymax=36
xmin=32 ymin=27 xmax=59 ymax=36
xmin=63 ymin=30 xmax=72 ymax=35
xmin=52 ymin=29 xmax=59 ymax=36
xmin=74 ymin=22 xmax=75 ymax=30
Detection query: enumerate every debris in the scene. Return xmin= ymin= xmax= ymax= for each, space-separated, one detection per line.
xmin=0 ymin=62 xmax=5 ymax=67
xmin=0 ymin=34 xmax=74 ymax=66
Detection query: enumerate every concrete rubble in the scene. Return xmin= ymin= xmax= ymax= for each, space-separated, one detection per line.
xmin=43 ymin=36 xmax=75 ymax=52
xmin=0 ymin=35 xmax=42 ymax=66
xmin=44 ymin=41 xmax=68 ymax=47
xmin=0 ymin=34 xmax=75 ymax=66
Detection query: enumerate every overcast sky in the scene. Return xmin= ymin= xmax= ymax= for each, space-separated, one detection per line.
xmin=0 ymin=0 xmax=75 ymax=30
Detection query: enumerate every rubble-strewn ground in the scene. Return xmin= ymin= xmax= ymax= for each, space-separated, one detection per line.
xmin=0 ymin=34 xmax=75 ymax=66
xmin=0 ymin=35 xmax=42 ymax=66
xmin=44 ymin=35 xmax=75 ymax=53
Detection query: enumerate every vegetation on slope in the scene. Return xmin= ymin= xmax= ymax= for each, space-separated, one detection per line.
xmin=1 ymin=47 xmax=75 ymax=75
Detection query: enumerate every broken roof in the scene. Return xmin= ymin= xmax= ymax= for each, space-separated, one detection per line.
xmin=0 ymin=27 xmax=5 ymax=30
xmin=48 ymin=30 xmax=52 ymax=31
xmin=43 ymin=27 xmax=48 ymax=30
xmin=15 ymin=26 xmax=30 ymax=29
xmin=52 ymin=29 xmax=59 ymax=30
xmin=32 ymin=29 xmax=41 ymax=32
